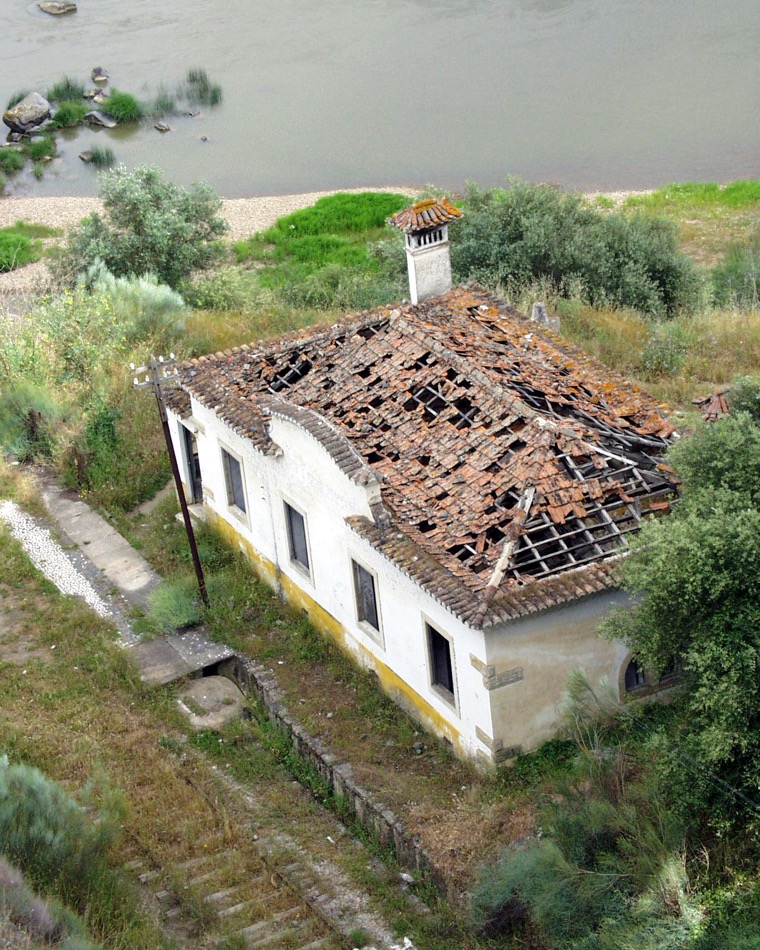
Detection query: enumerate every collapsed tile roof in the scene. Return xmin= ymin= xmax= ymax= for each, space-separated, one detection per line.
xmin=173 ymin=285 xmax=678 ymax=628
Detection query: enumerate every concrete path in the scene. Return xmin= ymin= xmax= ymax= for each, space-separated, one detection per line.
xmin=37 ymin=474 xmax=160 ymax=611
xmin=33 ymin=471 xmax=234 ymax=684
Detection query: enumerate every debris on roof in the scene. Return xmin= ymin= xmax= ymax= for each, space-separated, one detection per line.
xmin=175 ymin=285 xmax=678 ymax=628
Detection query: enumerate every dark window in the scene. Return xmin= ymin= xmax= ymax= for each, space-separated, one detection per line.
xmin=285 ymin=502 xmax=309 ymax=570
xmin=624 ymin=658 xmax=647 ymax=692
xmin=353 ymin=561 xmax=379 ymax=631
xmin=222 ymin=449 xmax=246 ymax=512
xmin=428 ymin=624 xmax=455 ymax=702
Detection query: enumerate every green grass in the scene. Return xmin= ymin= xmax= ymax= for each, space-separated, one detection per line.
xmin=233 ymin=192 xmax=409 ymax=308
xmin=0 ymin=148 xmax=25 ymax=175
xmin=0 ymin=222 xmax=57 ymax=272
xmin=184 ymin=68 xmax=222 ymax=106
xmin=625 ymin=180 xmax=760 ymax=210
xmin=89 ymin=145 xmax=115 ymax=168
xmin=102 ymin=90 xmax=144 ymax=123
xmin=46 ymin=76 xmax=86 ymax=103
xmin=6 ymin=90 xmax=30 ymax=109
xmin=622 ymin=179 xmax=760 ymax=267
xmin=49 ymin=100 xmax=88 ymax=129
xmin=23 ymin=136 xmax=56 ymax=162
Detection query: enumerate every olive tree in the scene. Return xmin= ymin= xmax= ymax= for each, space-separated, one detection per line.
xmin=59 ymin=164 xmax=228 ymax=289
xmin=601 ymin=413 xmax=760 ymax=808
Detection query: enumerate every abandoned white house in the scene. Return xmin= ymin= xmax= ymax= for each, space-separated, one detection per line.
xmin=166 ymin=198 xmax=679 ymax=766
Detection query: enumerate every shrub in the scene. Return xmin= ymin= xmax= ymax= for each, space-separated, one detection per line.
xmin=50 ymin=100 xmax=88 ymax=129
xmin=88 ymin=145 xmax=115 ymax=168
xmin=46 ymin=76 xmax=85 ymax=102
xmin=640 ymin=325 xmax=691 ymax=378
xmin=452 ymin=181 xmax=703 ymax=316
xmin=0 ymin=149 xmax=25 ymax=175
xmin=182 ymin=265 xmax=253 ymax=311
xmin=728 ymin=375 xmax=760 ymax=420
xmin=86 ymin=261 xmax=186 ymax=343
xmin=102 ymin=89 xmax=144 ymax=122
xmin=58 ymin=164 xmax=228 ymax=288
xmin=0 ymin=757 xmax=123 ymax=896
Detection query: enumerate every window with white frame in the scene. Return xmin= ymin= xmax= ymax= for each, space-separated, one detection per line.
xmin=352 ymin=560 xmax=380 ymax=634
xmin=284 ymin=501 xmax=310 ymax=571
xmin=426 ymin=622 xmax=456 ymax=706
xmin=221 ymin=448 xmax=246 ymax=513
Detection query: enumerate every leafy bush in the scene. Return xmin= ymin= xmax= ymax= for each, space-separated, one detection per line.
xmin=0 ymin=148 xmax=25 ymax=175
xmin=0 ymin=757 xmax=123 ymax=897
xmin=58 ymin=164 xmax=228 ymax=289
xmin=712 ymin=226 xmax=759 ymax=308
xmin=640 ymin=325 xmax=691 ymax=378
xmin=50 ymin=100 xmax=88 ymax=129
xmin=182 ymin=265 xmax=254 ymax=311
xmin=452 ymin=181 xmax=703 ymax=316
xmin=102 ymin=89 xmax=144 ymax=122
xmin=85 ymin=261 xmax=186 ymax=343
xmin=46 ymin=76 xmax=85 ymax=102
xmin=728 ymin=375 xmax=760 ymax=420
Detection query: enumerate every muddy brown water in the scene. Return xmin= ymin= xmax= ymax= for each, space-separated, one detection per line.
xmin=1 ymin=0 xmax=758 ymax=197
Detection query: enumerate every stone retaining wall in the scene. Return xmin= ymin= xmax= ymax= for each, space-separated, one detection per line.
xmin=222 ymin=653 xmax=448 ymax=895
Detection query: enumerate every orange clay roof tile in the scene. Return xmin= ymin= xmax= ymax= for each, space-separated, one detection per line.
xmin=174 ymin=285 xmax=678 ymax=628
xmin=390 ymin=197 xmax=463 ymax=233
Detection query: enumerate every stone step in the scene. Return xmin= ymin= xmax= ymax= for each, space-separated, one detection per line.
xmin=207 ymin=886 xmax=240 ymax=905
xmin=218 ymin=898 xmax=258 ymax=918
xmin=237 ymin=907 xmax=300 ymax=945
xmin=188 ymin=866 xmax=226 ymax=888
xmin=293 ymin=939 xmax=331 ymax=950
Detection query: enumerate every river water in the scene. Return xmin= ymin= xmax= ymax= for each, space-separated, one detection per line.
xmin=1 ymin=0 xmax=758 ymax=197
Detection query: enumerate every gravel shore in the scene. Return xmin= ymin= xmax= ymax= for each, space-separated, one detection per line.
xmin=0 ymin=188 xmax=417 ymax=297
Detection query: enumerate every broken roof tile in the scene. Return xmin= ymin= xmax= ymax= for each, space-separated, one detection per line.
xmin=175 ymin=285 xmax=678 ymax=629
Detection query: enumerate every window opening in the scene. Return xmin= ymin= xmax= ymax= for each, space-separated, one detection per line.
xmin=352 ymin=561 xmax=379 ymax=631
xmin=285 ymin=502 xmax=309 ymax=570
xmin=222 ymin=449 xmax=246 ymax=513
xmin=427 ymin=624 xmax=455 ymax=702
xmin=624 ymin=658 xmax=647 ymax=692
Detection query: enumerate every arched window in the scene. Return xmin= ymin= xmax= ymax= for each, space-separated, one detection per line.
xmin=624 ymin=658 xmax=647 ymax=692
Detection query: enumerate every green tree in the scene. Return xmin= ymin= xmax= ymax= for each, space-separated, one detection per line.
xmin=602 ymin=413 xmax=760 ymax=812
xmin=451 ymin=181 xmax=702 ymax=316
xmin=59 ymin=164 xmax=228 ymax=289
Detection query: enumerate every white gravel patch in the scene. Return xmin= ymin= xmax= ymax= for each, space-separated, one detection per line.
xmin=0 ymin=500 xmax=111 ymax=618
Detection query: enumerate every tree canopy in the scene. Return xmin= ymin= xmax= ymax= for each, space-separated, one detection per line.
xmin=59 ymin=164 xmax=228 ymax=289
xmin=602 ymin=412 xmax=760 ymax=806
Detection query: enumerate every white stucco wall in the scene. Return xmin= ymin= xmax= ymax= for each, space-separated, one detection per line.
xmin=484 ymin=592 xmax=632 ymax=756
xmin=169 ymin=403 xmax=494 ymax=762
xmin=406 ymin=240 xmax=453 ymax=304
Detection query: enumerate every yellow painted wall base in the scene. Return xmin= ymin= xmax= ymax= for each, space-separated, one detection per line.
xmin=206 ymin=509 xmax=464 ymax=754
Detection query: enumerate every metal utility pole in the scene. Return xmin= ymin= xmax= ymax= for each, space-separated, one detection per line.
xmin=132 ymin=355 xmax=209 ymax=608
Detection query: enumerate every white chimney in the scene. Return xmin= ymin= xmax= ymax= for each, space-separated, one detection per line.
xmin=391 ymin=198 xmax=462 ymax=304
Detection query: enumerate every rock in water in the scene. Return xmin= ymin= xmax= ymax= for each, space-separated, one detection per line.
xmin=38 ymin=1 xmax=77 ymax=13
xmin=83 ymin=110 xmax=116 ymax=128
xmin=91 ymin=66 xmax=109 ymax=84
xmin=79 ymin=150 xmax=93 ymax=163
xmin=154 ymin=121 xmax=170 ymax=132
xmin=3 ymin=92 xmax=51 ymax=133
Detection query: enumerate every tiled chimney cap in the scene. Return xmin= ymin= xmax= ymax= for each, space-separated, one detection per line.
xmin=391 ymin=197 xmax=462 ymax=233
